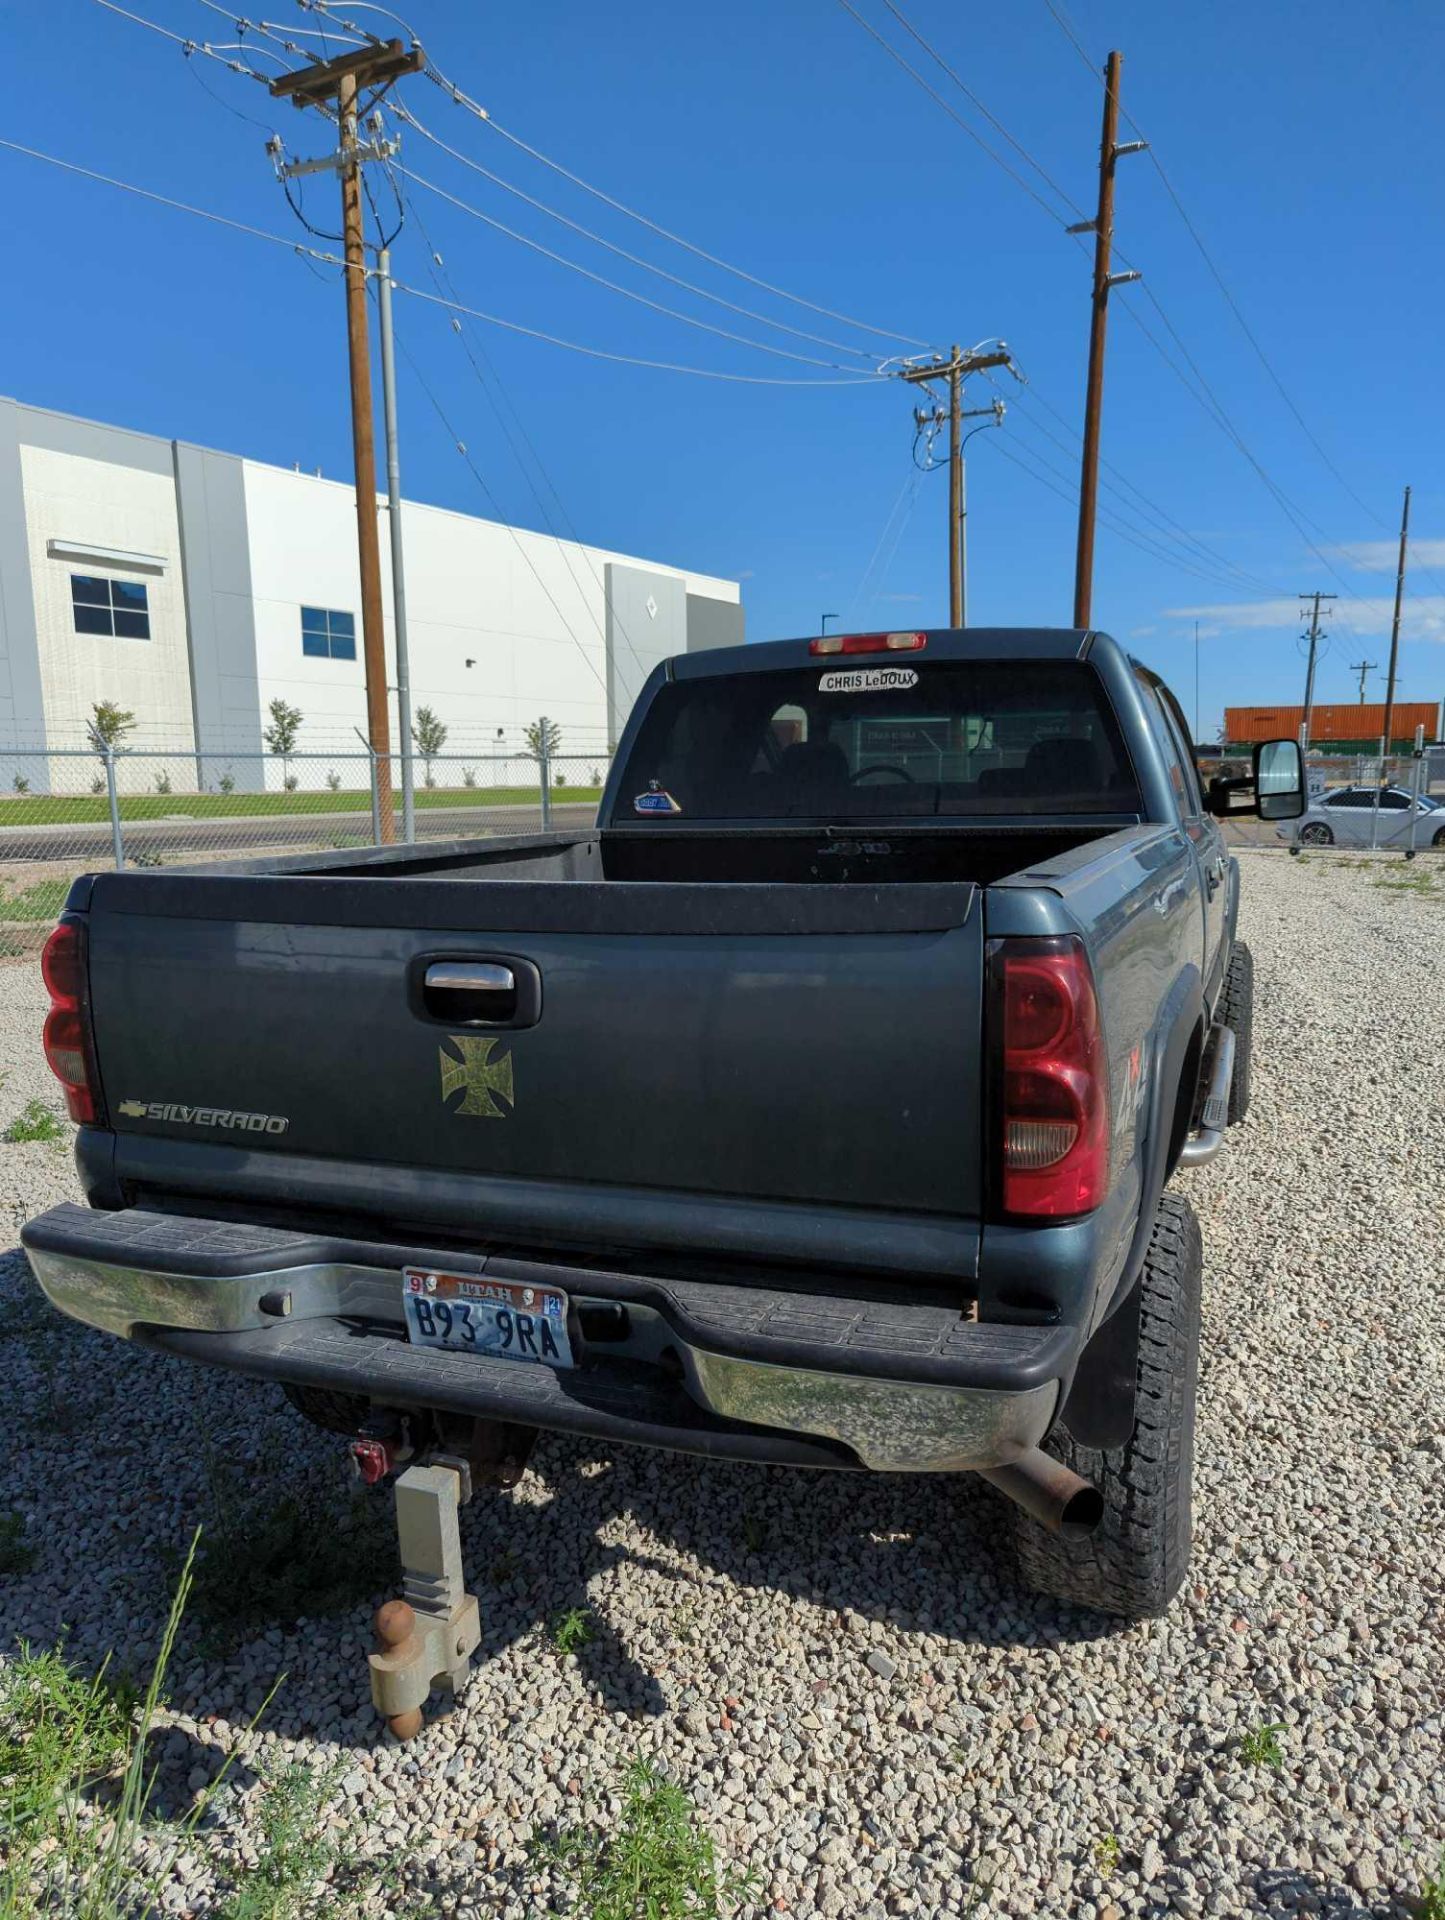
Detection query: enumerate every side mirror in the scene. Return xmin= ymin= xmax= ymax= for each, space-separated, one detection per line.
xmin=1205 ymin=737 xmax=1306 ymax=819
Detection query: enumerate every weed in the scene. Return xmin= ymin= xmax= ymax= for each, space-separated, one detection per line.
xmin=325 ymin=769 xmax=342 ymax=792
xmin=462 ymin=766 xmax=477 ymax=788
xmin=550 ymin=1606 xmax=596 ymax=1655
xmin=12 ymin=774 xmax=30 ymax=794
xmin=89 ymin=775 xmax=105 ymax=796
xmin=1373 ymin=872 xmax=1437 ymax=896
xmin=5 ymin=1100 xmax=66 ymax=1145
xmin=184 ymin=1449 xmax=395 ymax=1650
xmin=671 ymin=1600 xmax=698 ymax=1646
xmin=130 ymin=847 xmax=165 ymax=868
xmin=537 ymin=1759 xmax=756 ymax=1919
xmin=1094 ymin=1832 xmax=1122 ymax=1874
xmin=1416 ymin=1849 xmax=1445 ymax=1920
xmin=213 ymin=1757 xmax=409 ymax=1919
xmin=283 ymin=773 xmax=299 ymax=792
xmin=0 ymin=1510 xmax=37 ymax=1575
xmin=219 ymin=771 xmax=236 ymax=794
xmin=154 ymin=770 xmax=172 ymax=795
xmin=1238 ymin=1720 xmax=1287 ymax=1769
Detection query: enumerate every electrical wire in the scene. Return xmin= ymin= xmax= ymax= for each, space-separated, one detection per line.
xmin=392 ymin=101 xmax=893 ymax=362
xmin=93 ymin=0 xmax=282 ymax=83
xmin=397 ymin=182 xmax=653 ymax=685
xmin=849 ymin=469 xmax=921 ymax=618
xmin=876 ymin=0 xmax=1090 ymax=223
xmin=392 ymin=158 xmax=886 ymax=373
xmin=832 ymin=0 xmax=1073 ymax=229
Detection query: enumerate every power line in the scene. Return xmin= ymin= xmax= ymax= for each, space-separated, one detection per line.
xmin=833 ymin=0 xmax=1073 ymax=229
xmin=392 ymin=100 xmax=892 ymax=362
xmin=392 ymin=157 xmax=881 ymax=372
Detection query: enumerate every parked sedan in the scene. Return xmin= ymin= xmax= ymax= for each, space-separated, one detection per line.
xmin=1278 ymin=785 xmax=1445 ymax=848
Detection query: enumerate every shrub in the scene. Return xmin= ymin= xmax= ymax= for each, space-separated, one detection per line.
xmin=154 ymin=771 xmax=171 ymax=796
xmin=12 ymin=775 xmax=30 ymax=795
xmin=218 ymin=771 xmax=235 ymax=794
xmin=325 ymin=770 xmax=341 ymax=792
xmin=283 ymin=774 xmax=298 ymax=793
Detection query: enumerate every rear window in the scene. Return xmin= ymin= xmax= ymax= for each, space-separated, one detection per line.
xmin=614 ymin=660 xmax=1140 ymax=821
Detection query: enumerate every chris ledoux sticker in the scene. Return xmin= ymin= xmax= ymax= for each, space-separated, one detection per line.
xmin=819 ymin=666 xmax=919 ymax=693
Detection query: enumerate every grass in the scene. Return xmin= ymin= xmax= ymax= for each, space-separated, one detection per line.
xmin=183 ymin=1449 xmax=395 ymax=1651
xmin=1373 ymin=872 xmax=1438 ymax=895
xmin=1238 ymin=1720 xmax=1287 ymax=1769
xmin=0 ymin=1509 xmax=37 ymax=1574
xmin=1417 ymin=1849 xmax=1445 ymax=1920
xmin=536 ymin=1760 xmax=756 ymax=1919
xmin=0 ymin=880 xmax=70 ymax=924
xmin=1094 ymin=1832 xmax=1121 ymax=1875
xmin=550 ymin=1606 xmax=596 ymax=1656
xmin=0 ymin=783 xmax=602 ymax=829
xmin=5 ymin=1100 xmax=66 ymax=1145
xmin=0 ymin=1533 xmax=399 ymax=1917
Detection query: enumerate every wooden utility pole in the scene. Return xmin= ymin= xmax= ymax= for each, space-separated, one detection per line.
xmin=1380 ymin=484 xmax=1411 ymax=756
xmin=899 ymin=346 xmax=1012 ymax=628
xmin=271 ymin=39 xmax=422 ymax=842
xmin=1297 ymin=591 xmax=1335 ymax=747
xmin=1070 ymin=50 xmax=1145 ymax=631
xmin=1349 ymin=659 xmax=1377 ymax=703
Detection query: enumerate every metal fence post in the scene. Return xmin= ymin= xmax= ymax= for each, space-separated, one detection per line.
xmin=369 ymin=748 xmax=383 ymax=846
xmin=538 ymin=717 xmax=553 ymax=832
xmin=104 ymin=746 xmax=125 ymax=870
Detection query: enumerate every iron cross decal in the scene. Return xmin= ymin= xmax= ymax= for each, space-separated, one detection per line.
xmin=439 ymin=1034 xmax=516 ymax=1119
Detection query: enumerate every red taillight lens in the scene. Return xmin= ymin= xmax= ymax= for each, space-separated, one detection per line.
xmin=40 ymin=917 xmax=102 ymax=1125
xmin=808 ymin=631 xmax=927 ymax=656
xmin=992 ymin=936 xmax=1108 ymax=1219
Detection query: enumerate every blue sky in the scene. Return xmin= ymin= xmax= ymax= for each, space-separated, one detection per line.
xmin=5 ymin=0 xmax=1443 ymax=738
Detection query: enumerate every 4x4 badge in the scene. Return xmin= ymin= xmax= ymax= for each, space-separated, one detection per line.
xmin=439 ymin=1034 xmax=515 ymax=1119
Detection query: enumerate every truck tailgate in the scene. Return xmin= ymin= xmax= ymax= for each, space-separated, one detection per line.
xmin=84 ymin=874 xmax=984 ymax=1243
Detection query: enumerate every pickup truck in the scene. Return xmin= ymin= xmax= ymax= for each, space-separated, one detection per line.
xmin=22 ymin=627 xmax=1303 ymax=1619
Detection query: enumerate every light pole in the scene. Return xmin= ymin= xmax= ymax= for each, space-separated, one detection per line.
xmin=820 ymin=612 xmax=839 ymax=636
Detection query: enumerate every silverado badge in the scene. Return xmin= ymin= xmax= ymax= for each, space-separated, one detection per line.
xmin=439 ymin=1034 xmax=515 ymax=1120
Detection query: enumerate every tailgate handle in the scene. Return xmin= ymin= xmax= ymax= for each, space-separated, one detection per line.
xmin=422 ymin=960 xmax=529 ymax=1027
xmin=425 ymin=962 xmax=515 ymax=995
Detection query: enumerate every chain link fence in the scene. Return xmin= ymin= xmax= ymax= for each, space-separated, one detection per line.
xmin=0 ymin=738 xmax=613 ymax=955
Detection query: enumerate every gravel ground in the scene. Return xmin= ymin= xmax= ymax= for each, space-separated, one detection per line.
xmin=1 ymin=850 xmax=1442 ymax=1918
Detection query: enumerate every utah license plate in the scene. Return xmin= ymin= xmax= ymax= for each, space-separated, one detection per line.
xmin=401 ymin=1268 xmax=573 ymax=1368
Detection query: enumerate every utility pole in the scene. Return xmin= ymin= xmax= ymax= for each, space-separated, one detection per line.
xmin=377 ymin=247 xmax=415 ymax=843
xmin=1349 ymin=659 xmax=1378 ymax=703
xmin=899 ymin=348 xmax=1011 ymax=627
xmin=1380 ymin=484 xmax=1411 ymax=759
xmin=270 ymin=38 xmax=423 ymax=843
xmin=1069 ymin=50 xmax=1146 ymax=630
xmin=1297 ymin=592 xmax=1335 ymax=747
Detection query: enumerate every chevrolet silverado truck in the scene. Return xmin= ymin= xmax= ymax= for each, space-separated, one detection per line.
xmin=22 ymin=628 xmax=1303 ymax=1618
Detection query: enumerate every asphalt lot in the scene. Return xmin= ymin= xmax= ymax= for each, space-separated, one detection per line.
xmin=0 ymin=850 xmax=1441 ymax=1918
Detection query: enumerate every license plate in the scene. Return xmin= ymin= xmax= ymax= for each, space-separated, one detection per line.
xmin=401 ymin=1268 xmax=573 ymax=1369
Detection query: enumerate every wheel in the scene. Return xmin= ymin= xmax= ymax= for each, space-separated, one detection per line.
xmin=1433 ymin=826 xmax=1445 ymax=849
xmin=1298 ymin=822 xmax=1333 ymax=846
xmin=282 ymin=1383 xmax=371 ymax=1435
xmin=1011 ymin=1193 xmax=1201 ymax=1620
xmin=1217 ymin=941 xmax=1253 ymax=1125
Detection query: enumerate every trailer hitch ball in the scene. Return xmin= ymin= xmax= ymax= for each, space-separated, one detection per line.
xmin=367 ymin=1461 xmax=481 ymax=1741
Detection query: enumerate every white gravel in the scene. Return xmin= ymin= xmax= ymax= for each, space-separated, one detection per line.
xmin=1 ymin=850 xmax=1442 ymax=1917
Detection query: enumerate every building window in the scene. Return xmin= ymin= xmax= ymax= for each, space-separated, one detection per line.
xmin=71 ymin=575 xmax=150 ymax=639
xmin=300 ymin=606 xmax=357 ymax=660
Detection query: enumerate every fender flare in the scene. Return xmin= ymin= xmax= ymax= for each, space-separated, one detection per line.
xmin=1059 ymin=963 xmax=1203 ymax=1451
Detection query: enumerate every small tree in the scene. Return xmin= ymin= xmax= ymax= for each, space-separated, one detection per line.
xmin=412 ymin=706 xmax=448 ymax=790
xmin=524 ymin=717 xmax=562 ymax=764
xmin=263 ymin=698 xmax=303 ymax=789
xmin=86 ymin=700 xmax=136 ymax=753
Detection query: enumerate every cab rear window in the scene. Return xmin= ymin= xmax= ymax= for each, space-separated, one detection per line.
xmin=613 ymin=661 xmax=1141 ymax=821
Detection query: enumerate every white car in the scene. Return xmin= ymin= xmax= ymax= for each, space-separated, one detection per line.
xmin=1277 ymin=784 xmax=1445 ymax=848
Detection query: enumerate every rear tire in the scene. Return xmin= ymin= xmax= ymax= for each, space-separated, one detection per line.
xmin=1011 ymin=1194 xmax=1201 ymax=1620
xmin=1299 ymin=822 xmax=1333 ymax=846
xmin=1433 ymin=826 xmax=1445 ymax=849
xmin=1217 ymin=941 xmax=1253 ymax=1125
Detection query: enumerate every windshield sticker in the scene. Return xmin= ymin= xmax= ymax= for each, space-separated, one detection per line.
xmin=634 ymin=783 xmax=682 ymax=815
xmin=818 ymin=666 xmax=919 ymax=693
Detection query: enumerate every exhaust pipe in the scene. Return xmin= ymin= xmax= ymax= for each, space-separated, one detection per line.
xmin=977 ymin=1449 xmax=1103 ymax=1538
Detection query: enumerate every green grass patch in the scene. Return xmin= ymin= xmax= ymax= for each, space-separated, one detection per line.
xmin=0 ymin=1510 xmax=37 ymax=1575
xmin=184 ymin=1451 xmax=395 ymax=1650
xmin=0 ymin=784 xmax=601 ymax=828
xmin=5 ymin=1100 xmax=66 ymax=1145
xmin=0 ymin=880 xmax=70 ymax=924
xmin=1417 ymin=1849 xmax=1445 ymax=1920
xmin=536 ymin=1760 xmax=756 ymax=1919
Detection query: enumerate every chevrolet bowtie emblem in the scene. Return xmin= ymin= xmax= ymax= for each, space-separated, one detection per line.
xmin=439 ymin=1034 xmax=515 ymax=1119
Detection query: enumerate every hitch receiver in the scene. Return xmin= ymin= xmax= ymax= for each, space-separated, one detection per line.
xmin=368 ymin=1460 xmax=481 ymax=1740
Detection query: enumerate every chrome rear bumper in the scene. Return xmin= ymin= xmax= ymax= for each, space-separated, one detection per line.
xmin=23 ymin=1205 xmax=1071 ymax=1474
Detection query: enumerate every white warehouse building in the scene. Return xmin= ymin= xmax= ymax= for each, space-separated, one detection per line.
xmin=0 ymin=396 xmax=743 ymax=790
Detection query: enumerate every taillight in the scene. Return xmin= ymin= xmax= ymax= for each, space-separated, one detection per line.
xmin=990 ymin=936 xmax=1109 ymax=1219
xmin=41 ymin=917 xmax=104 ymax=1125
xmin=808 ymin=631 xmax=927 ymax=656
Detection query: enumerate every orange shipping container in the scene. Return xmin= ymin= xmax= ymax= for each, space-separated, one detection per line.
xmin=1224 ymin=701 xmax=1439 ymax=745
